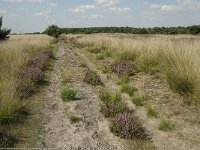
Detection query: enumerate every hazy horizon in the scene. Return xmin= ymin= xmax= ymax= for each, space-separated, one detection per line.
xmin=0 ymin=0 xmax=200 ymax=33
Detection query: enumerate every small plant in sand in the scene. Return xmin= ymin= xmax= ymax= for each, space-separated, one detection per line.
xmin=110 ymin=112 xmax=149 ymax=139
xmin=132 ymin=95 xmax=148 ymax=106
xmin=60 ymin=88 xmax=77 ymax=101
xmin=69 ymin=115 xmax=82 ymax=124
xmin=83 ymin=69 xmax=103 ymax=86
xmin=146 ymin=106 xmax=158 ymax=118
xmin=159 ymin=119 xmax=174 ymax=131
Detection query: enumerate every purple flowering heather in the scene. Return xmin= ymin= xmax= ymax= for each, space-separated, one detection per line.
xmin=110 ymin=112 xmax=148 ymax=139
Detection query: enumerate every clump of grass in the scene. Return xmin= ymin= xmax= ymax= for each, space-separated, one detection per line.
xmin=100 ymin=90 xmax=122 ymax=104
xmin=136 ymin=55 xmax=160 ymax=74
xmin=110 ymin=112 xmax=149 ymax=139
xmin=166 ymin=70 xmax=195 ymax=95
xmin=118 ymin=50 xmax=138 ymax=61
xmin=83 ymin=69 xmax=103 ymax=86
xmin=61 ymin=77 xmax=71 ymax=85
xmin=79 ymin=62 xmax=87 ymax=67
xmin=120 ymin=84 xmax=137 ymax=96
xmin=0 ymin=128 xmax=18 ymax=148
xmin=87 ymin=47 xmax=102 ymax=54
xmin=146 ymin=106 xmax=158 ymax=118
xmin=116 ymin=75 xmax=130 ymax=85
xmin=96 ymin=54 xmax=105 ymax=60
xmin=60 ymin=88 xmax=77 ymax=101
xmin=132 ymin=95 xmax=148 ymax=106
xmin=101 ymin=65 xmax=111 ymax=74
xmin=159 ymin=119 xmax=174 ymax=131
xmin=69 ymin=115 xmax=82 ymax=124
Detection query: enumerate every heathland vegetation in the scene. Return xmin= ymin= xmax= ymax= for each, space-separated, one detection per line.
xmin=44 ymin=25 xmax=200 ymax=35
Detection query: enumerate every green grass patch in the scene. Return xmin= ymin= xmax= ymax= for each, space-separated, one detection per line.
xmin=132 ymin=95 xmax=148 ymax=106
xmin=100 ymin=90 xmax=122 ymax=104
xmin=101 ymin=65 xmax=111 ymax=74
xmin=83 ymin=69 xmax=103 ymax=86
xmin=158 ymin=119 xmax=174 ymax=131
xmin=60 ymin=88 xmax=77 ymax=101
xmin=116 ymin=75 xmax=130 ymax=85
xmin=120 ymin=84 xmax=137 ymax=96
xmin=69 ymin=115 xmax=82 ymax=124
xmin=146 ymin=106 xmax=158 ymax=118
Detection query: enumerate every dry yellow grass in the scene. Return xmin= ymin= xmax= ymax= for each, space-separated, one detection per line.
xmin=0 ymin=34 xmax=53 ymax=121
xmin=74 ymin=34 xmax=200 ymax=106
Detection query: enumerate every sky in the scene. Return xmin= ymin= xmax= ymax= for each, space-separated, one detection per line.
xmin=0 ymin=0 xmax=200 ymax=33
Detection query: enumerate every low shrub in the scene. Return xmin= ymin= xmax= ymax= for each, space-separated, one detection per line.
xmin=120 ymin=84 xmax=137 ymax=96
xmin=110 ymin=112 xmax=149 ymax=139
xmin=111 ymin=60 xmax=136 ymax=76
xmin=83 ymin=69 xmax=103 ymax=86
xmin=60 ymin=88 xmax=77 ymax=101
xmin=100 ymin=101 xmax=127 ymax=117
xmin=0 ymin=128 xmax=17 ymax=148
xmin=16 ymin=50 xmax=53 ymax=98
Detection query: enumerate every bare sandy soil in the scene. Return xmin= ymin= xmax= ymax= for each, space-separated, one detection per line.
xmin=38 ymin=44 xmax=125 ymax=149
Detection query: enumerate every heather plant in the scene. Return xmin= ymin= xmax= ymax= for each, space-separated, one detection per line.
xmin=100 ymin=101 xmax=127 ymax=117
xmin=110 ymin=112 xmax=149 ymax=139
xmin=111 ymin=60 xmax=136 ymax=76
xmin=83 ymin=69 xmax=103 ymax=86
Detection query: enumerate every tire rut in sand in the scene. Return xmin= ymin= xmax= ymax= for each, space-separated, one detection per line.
xmin=38 ymin=44 xmax=124 ymax=149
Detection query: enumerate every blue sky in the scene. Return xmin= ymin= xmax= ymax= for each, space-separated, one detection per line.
xmin=0 ymin=0 xmax=200 ymax=33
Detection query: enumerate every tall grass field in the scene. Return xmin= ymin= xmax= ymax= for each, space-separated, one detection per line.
xmin=0 ymin=35 xmax=53 ymax=122
xmin=75 ymin=34 xmax=200 ymax=106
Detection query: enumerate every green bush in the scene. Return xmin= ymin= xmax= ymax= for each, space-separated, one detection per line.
xmin=0 ymin=16 xmax=11 ymax=40
xmin=60 ymin=88 xmax=77 ymax=101
xmin=44 ymin=25 xmax=62 ymax=38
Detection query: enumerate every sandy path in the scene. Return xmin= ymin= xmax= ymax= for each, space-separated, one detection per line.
xmin=38 ymin=44 xmax=124 ymax=149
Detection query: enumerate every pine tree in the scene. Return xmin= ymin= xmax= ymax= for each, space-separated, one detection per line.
xmin=0 ymin=16 xmax=11 ymax=40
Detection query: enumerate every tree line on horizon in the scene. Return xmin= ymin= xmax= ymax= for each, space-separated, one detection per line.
xmin=44 ymin=24 xmax=200 ymax=38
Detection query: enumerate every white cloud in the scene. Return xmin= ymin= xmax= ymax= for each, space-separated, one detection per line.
xmin=149 ymin=0 xmax=200 ymax=12
xmin=3 ymin=0 xmax=43 ymax=3
xmin=68 ymin=5 xmax=95 ymax=13
xmin=3 ymin=0 xmax=43 ymax=2
xmin=94 ymin=0 xmax=121 ymax=6
xmin=109 ymin=7 xmax=130 ymax=13
xmin=0 ymin=8 xmax=7 ymax=15
xmin=150 ymin=4 xmax=180 ymax=12
xmin=82 ymin=14 xmax=104 ymax=19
